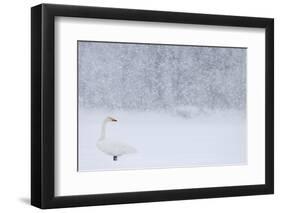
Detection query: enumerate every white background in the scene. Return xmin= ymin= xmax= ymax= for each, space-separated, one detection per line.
xmin=56 ymin=17 xmax=265 ymax=196
xmin=0 ymin=0 xmax=279 ymax=212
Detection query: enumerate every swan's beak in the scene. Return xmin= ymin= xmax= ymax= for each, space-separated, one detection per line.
xmin=111 ymin=118 xmax=117 ymax=122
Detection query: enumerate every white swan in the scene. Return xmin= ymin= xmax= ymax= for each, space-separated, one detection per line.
xmin=96 ymin=117 xmax=136 ymax=161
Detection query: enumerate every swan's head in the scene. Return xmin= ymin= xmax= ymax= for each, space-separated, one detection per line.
xmin=105 ymin=116 xmax=117 ymax=123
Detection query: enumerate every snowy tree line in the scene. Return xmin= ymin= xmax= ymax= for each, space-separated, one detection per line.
xmin=78 ymin=41 xmax=246 ymax=112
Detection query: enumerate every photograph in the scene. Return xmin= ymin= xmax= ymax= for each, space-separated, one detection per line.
xmin=77 ymin=41 xmax=247 ymax=172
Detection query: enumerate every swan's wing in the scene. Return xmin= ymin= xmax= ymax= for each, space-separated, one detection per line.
xmin=114 ymin=142 xmax=137 ymax=153
xmin=97 ymin=140 xmax=136 ymax=156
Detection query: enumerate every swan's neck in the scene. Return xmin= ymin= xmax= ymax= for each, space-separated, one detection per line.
xmin=99 ymin=120 xmax=108 ymax=141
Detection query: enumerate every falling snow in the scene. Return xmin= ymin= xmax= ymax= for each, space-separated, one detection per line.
xmin=78 ymin=41 xmax=247 ymax=172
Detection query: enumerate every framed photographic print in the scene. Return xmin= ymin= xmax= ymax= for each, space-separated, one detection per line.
xmin=31 ymin=3 xmax=274 ymax=209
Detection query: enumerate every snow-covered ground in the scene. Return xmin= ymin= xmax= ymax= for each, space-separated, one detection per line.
xmin=78 ymin=109 xmax=247 ymax=172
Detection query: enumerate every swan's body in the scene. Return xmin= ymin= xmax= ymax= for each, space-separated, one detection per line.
xmin=96 ymin=117 xmax=136 ymax=161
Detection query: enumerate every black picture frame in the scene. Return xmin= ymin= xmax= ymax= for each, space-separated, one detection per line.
xmin=31 ymin=3 xmax=274 ymax=209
